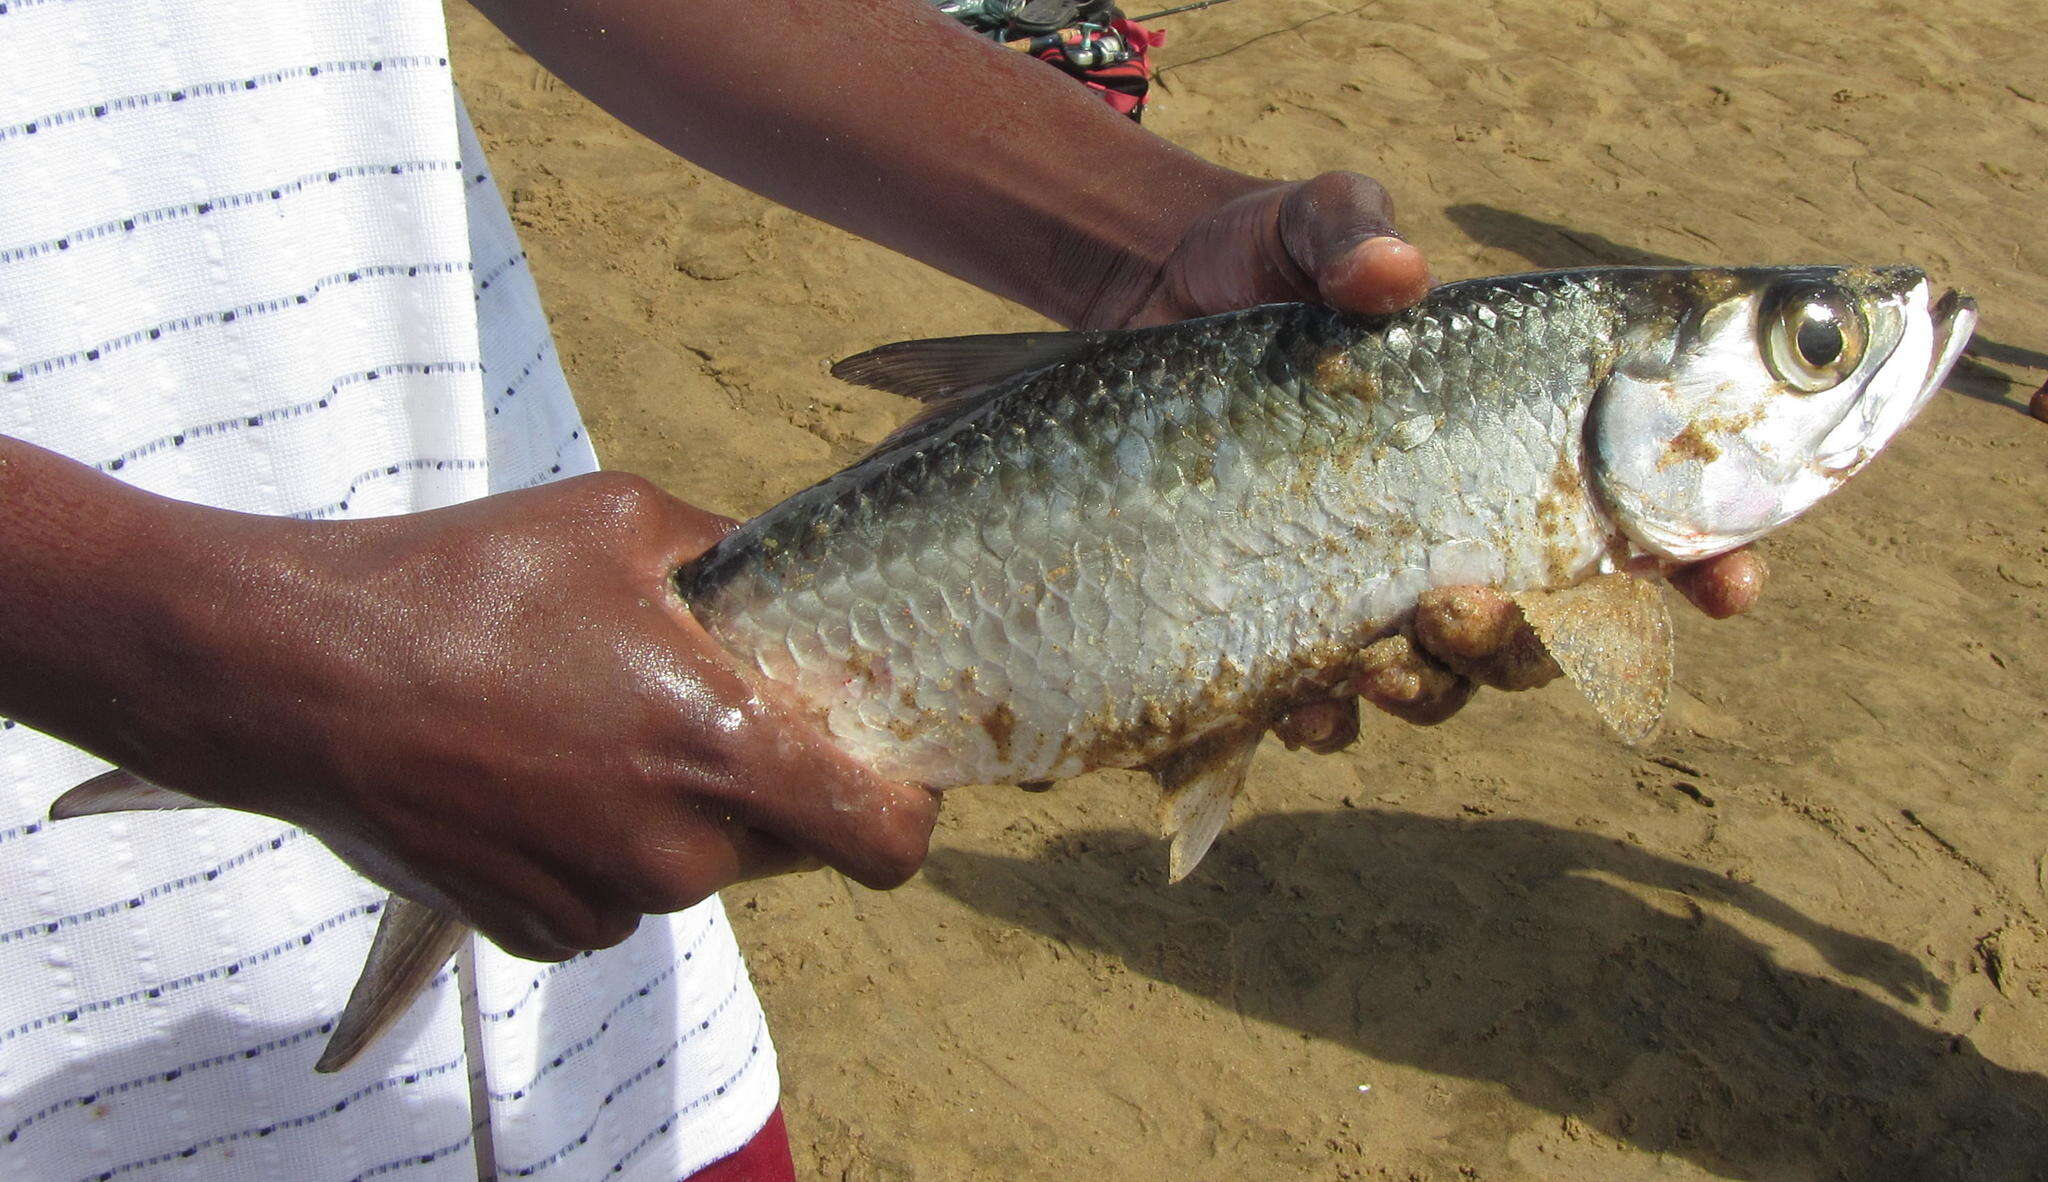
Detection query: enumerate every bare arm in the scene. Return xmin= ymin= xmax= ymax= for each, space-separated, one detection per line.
xmin=0 ymin=0 xmax=1761 ymax=959
xmin=466 ymin=0 xmax=1430 ymax=328
xmin=469 ymin=0 xmax=1760 ymax=744
xmin=0 ymin=435 xmax=936 ymax=959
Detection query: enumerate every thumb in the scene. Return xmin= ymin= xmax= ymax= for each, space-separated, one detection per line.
xmin=1275 ymin=172 xmax=1433 ymax=315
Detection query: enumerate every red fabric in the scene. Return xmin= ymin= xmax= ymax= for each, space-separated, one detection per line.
xmin=685 ymin=1107 xmax=796 ymax=1182
xmin=1113 ymin=17 xmax=1167 ymax=51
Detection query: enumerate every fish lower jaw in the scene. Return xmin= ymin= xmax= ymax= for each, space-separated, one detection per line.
xmin=1814 ymin=448 xmax=1866 ymax=478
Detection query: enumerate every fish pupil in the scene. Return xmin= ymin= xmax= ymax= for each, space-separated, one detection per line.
xmin=1797 ymin=312 xmax=1844 ymax=368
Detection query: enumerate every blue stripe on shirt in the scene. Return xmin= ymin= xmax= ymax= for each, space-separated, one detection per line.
xmin=603 ymin=1017 xmax=770 ymax=1180
xmin=95 ymin=360 xmax=482 ymax=474
xmin=498 ymin=1007 xmax=764 ymax=1179
xmin=485 ymin=953 xmax=731 ymax=1104
xmin=349 ymin=1130 xmax=477 ymax=1182
xmin=1 ymin=261 xmax=473 ymax=385
xmin=1 ymin=900 xmax=382 ymax=1044
xmin=0 ymin=56 xmax=451 ymax=144
xmin=289 ymin=456 xmax=489 ymax=520
xmin=8 ymin=966 xmax=459 ymax=1151
xmin=0 ymin=827 xmax=309 ymax=945
xmin=81 ymin=1053 xmax=469 ymax=1182
xmin=0 ymin=160 xmax=463 ymax=267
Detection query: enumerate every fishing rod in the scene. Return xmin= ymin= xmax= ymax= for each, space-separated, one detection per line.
xmin=1130 ymin=0 xmax=1247 ymax=21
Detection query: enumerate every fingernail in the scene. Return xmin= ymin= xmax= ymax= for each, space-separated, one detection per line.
xmin=1336 ymin=238 xmax=1431 ymax=314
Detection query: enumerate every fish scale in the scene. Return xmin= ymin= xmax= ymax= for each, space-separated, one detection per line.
xmin=54 ymin=265 xmax=1971 ymax=1072
xmin=682 ymin=271 xmax=1638 ymax=788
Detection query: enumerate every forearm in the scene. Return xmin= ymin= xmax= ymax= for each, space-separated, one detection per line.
xmin=0 ymin=435 xmax=211 ymax=759
xmin=469 ymin=0 xmax=1263 ymax=326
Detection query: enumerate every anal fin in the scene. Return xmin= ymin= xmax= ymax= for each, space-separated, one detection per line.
xmin=1150 ymin=726 xmax=1263 ymax=882
xmin=315 ymin=896 xmax=469 ymax=1073
xmin=1510 ymin=572 xmax=1674 ymax=745
xmin=50 ymin=769 xmax=211 ymax=818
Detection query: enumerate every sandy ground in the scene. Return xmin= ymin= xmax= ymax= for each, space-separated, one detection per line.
xmin=447 ymin=1 xmax=2048 ymax=1177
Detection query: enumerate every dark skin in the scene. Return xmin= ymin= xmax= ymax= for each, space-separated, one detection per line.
xmin=0 ymin=455 xmax=933 ymax=962
xmin=0 ymin=0 xmax=1762 ymax=960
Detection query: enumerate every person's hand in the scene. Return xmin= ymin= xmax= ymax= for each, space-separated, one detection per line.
xmin=1087 ymin=172 xmax=1432 ymax=330
xmin=74 ymin=473 xmax=938 ymax=961
xmin=1076 ymin=170 xmax=1769 ymax=747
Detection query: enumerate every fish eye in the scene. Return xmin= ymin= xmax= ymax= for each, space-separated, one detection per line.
xmin=1763 ymin=283 xmax=1867 ymax=393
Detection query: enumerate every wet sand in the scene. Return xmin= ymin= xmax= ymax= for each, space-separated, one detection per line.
xmin=449 ymin=1 xmax=2048 ymax=1176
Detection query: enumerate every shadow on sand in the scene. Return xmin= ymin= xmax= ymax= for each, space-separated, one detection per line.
xmin=1442 ymin=203 xmax=2046 ymax=413
xmin=929 ymin=809 xmax=2048 ymax=1180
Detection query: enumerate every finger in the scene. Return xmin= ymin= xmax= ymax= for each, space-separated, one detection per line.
xmin=1412 ymin=586 xmax=1522 ymax=661
xmin=358 ymin=810 xmax=631 ymax=961
xmin=1412 ymin=587 xmax=1562 ymax=691
xmin=657 ymin=608 xmax=944 ymax=891
xmin=433 ymin=856 xmax=635 ymax=962
xmin=477 ymin=887 xmax=637 ymax=961
xmin=650 ymin=492 xmax=742 ymax=565
xmin=723 ymin=726 xmax=939 ymax=892
xmin=766 ymin=775 xmax=940 ymax=892
xmin=546 ymin=470 xmax=741 ymax=570
xmin=573 ymin=812 xmax=822 ymax=915
xmin=1348 ymin=634 xmax=1475 ymax=725
xmin=1316 ymin=237 xmax=1433 ymax=316
xmin=1274 ymin=697 xmax=1360 ymax=754
xmin=1275 ymin=172 xmax=1432 ymax=315
xmin=1668 ymin=548 xmax=1767 ymax=619
xmin=706 ymin=705 xmax=940 ymax=891
xmin=727 ymin=826 xmax=825 ymax=885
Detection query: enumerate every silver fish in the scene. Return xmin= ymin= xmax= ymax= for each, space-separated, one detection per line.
xmin=686 ymin=265 xmax=1972 ymax=806
xmin=52 ymin=265 xmax=1976 ymax=1071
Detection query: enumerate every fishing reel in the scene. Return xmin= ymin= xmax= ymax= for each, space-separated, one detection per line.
xmin=936 ymin=0 xmax=1124 ymax=38
xmin=935 ymin=0 xmax=1027 ymax=34
xmin=933 ymin=0 xmax=1155 ymax=121
xmin=1025 ymin=24 xmax=1135 ymax=68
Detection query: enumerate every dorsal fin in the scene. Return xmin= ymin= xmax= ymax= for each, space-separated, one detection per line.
xmin=829 ymin=329 xmax=1100 ymax=402
xmin=833 ymin=329 xmax=1107 ymax=459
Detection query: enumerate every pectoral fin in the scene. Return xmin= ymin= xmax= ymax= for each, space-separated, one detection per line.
xmin=50 ymin=769 xmax=211 ymax=817
xmin=1150 ymin=726 xmax=1262 ymax=882
xmin=1509 ymin=572 xmax=1673 ymax=745
xmin=315 ymin=896 xmax=469 ymax=1073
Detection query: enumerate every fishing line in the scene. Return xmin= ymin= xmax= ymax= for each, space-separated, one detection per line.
xmin=1151 ymin=2 xmax=1380 ymax=76
xmin=1130 ymin=0 xmax=1249 ymax=21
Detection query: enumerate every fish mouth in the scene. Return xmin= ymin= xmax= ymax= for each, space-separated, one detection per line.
xmin=1924 ymin=288 xmax=1979 ymax=404
xmin=1813 ymin=287 xmax=1976 ymax=477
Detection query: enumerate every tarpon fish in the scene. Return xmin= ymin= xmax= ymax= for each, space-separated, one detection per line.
xmin=53 ymin=265 xmax=1976 ymax=1072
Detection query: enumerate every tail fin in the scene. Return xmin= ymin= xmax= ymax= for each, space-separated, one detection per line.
xmin=316 ymin=896 xmax=468 ymax=1073
xmin=50 ymin=769 xmax=210 ymax=817
xmin=50 ymin=768 xmax=467 ymax=1074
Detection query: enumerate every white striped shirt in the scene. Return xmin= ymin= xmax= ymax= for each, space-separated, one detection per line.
xmin=0 ymin=3 xmax=780 ymax=1178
